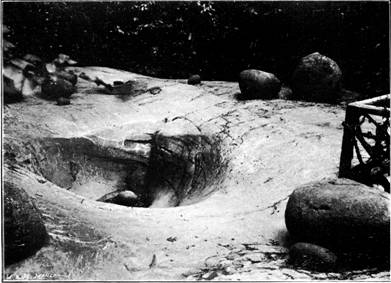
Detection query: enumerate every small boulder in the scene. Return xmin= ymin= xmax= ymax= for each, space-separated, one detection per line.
xmin=285 ymin=178 xmax=390 ymax=256
xmin=238 ymin=69 xmax=281 ymax=100
xmin=41 ymin=76 xmax=76 ymax=100
xmin=98 ymin=190 xmax=142 ymax=207
xmin=117 ymin=190 xmax=138 ymax=203
xmin=289 ymin=242 xmax=337 ymax=271
xmin=4 ymin=182 xmax=48 ymax=265
xmin=291 ymin=52 xmax=342 ymax=103
xmin=278 ymin=85 xmax=293 ymax=100
xmin=188 ymin=74 xmax=201 ymax=85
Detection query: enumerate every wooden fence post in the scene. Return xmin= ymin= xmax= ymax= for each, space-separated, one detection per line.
xmin=338 ymin=105 xmax=360 ymax=178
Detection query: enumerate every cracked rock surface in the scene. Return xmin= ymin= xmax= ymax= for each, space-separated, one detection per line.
xmin=3 ymin=67 xmax=389 ymax=280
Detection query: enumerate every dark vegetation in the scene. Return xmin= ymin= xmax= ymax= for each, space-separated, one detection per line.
xmin=3 ymin=1 xmax=389 ymax=97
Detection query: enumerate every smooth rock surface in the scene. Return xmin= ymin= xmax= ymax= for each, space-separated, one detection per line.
xmin=285 ymin=178 xmax=390 ymax=255
xmin=291 ymin=52 xmax=342 ymax=103
xmin=4 ymin=182 xmax=48 ymax=265
xmin=3 ymin=66 xmax=387 ymax=280
xmin=238 ymin=69 xmax=281 ymax=99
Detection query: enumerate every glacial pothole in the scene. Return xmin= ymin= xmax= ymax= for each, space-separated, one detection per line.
xmin=5 ymin=131 xmax=225 ymax=208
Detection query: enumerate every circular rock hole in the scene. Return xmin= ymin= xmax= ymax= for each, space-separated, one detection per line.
xmin=22 ymin=132 xmax=224 ymax=208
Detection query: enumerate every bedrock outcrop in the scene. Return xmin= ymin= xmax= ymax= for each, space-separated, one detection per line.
xmin=3 ymin=66 xmax=387 ymax=280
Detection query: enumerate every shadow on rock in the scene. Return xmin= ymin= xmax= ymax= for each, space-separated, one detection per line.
xmin=4 ymin=182 xmax=49 ymax=266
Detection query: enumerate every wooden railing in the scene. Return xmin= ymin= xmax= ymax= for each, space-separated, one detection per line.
xmin=339 ymin=94 xmax=390 ymax=192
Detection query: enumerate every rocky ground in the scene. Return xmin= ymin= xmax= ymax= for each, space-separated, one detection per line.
xmin=3 ymin=66 xmax=390 ymax=280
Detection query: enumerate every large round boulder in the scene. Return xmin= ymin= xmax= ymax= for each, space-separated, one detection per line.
xmin=285 ymin=178 xmax=390 ymax=256
xmin=4 ymin=182 xmax=48 ymax=265
xmin=238 ymin=69 xmax=281 ymax=100
xmin=291 ymin=52 xmax=342 ymax=103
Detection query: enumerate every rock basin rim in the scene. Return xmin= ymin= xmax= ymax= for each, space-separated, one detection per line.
xmin=3 ymin=66 xmax=389 ymax=280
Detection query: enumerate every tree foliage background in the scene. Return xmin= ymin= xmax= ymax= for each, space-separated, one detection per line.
xmin=3 ymin=1 xmax=389 ymax=97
